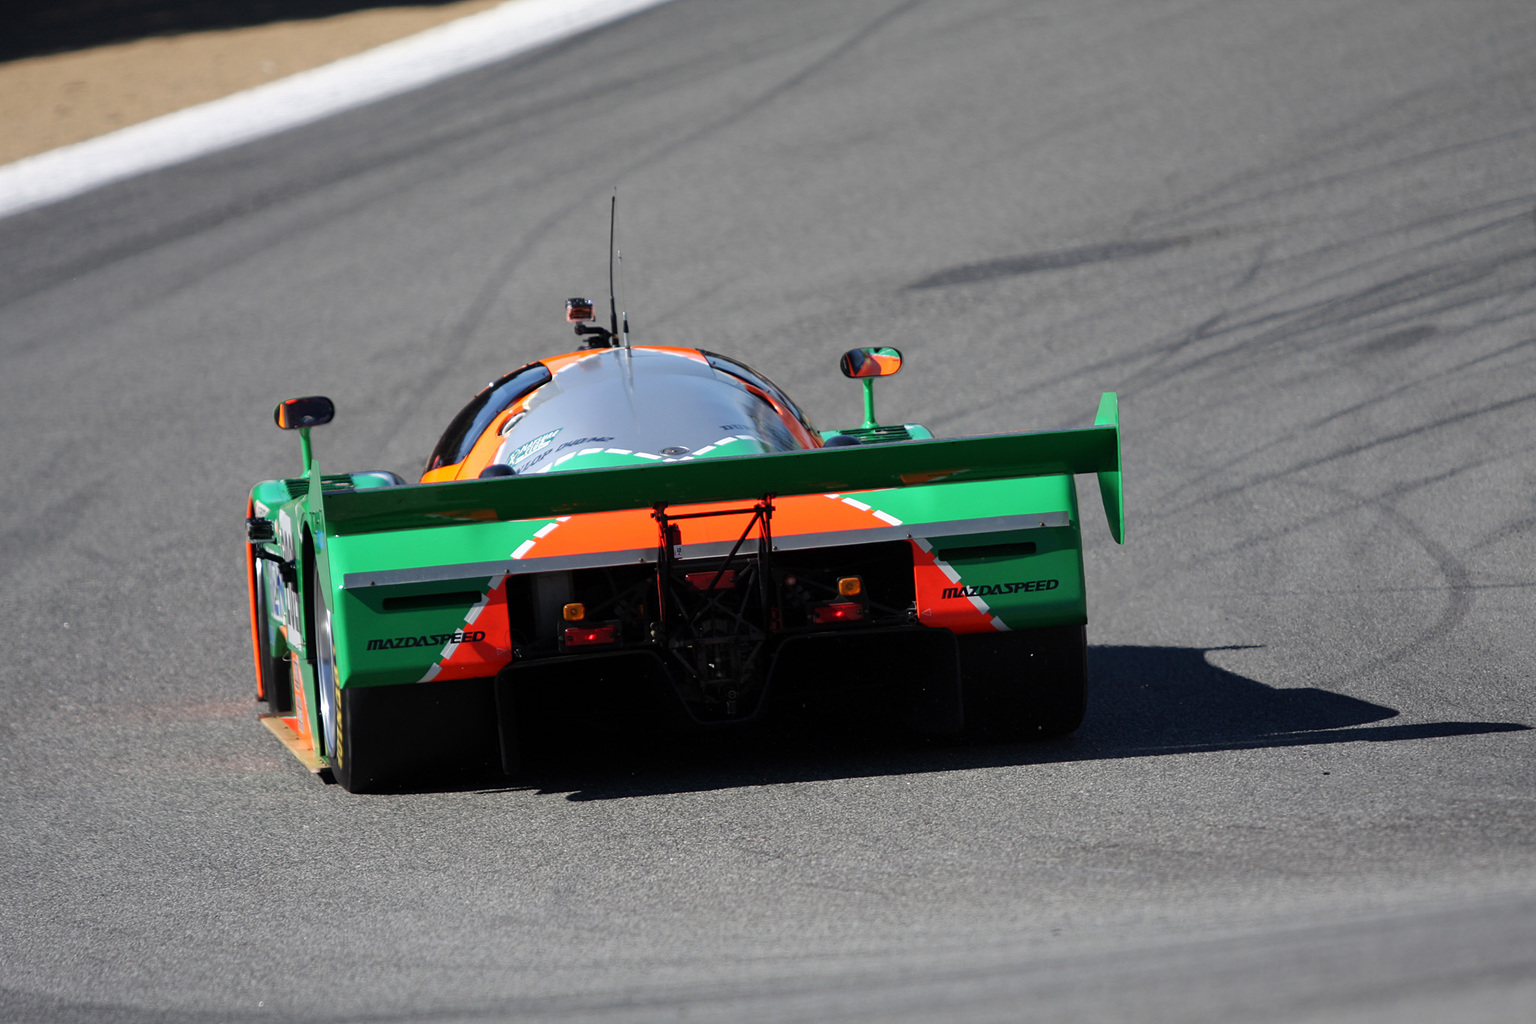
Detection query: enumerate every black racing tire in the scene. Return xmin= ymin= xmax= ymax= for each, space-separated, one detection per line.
xmin=303 ymin=550 xmax=354 ymax=792
xmin=309 ymin=577 xmax=365 ymax=792
xmin=326 ymin=668 xmax=358 ymax=793
xmin=957 ymin=624 xmax=1087 ymax=741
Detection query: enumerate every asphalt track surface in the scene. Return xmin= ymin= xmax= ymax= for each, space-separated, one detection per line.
xmin=2 ymin=1 xmax=1535 ymax=1021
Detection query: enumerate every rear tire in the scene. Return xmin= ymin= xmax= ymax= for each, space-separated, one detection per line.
xmin=300 ymin=551 xmax=358 ymax=792
xmin=311 ymin=578 xmax=363 ymax=792
xmin=326 ymin=670 xmax=357 ymax=792
xmin=958 ymin=625 xmax=1087 ymax=740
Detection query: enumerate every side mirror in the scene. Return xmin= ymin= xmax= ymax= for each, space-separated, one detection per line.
xmin=273 ymin=396 xmax=333 ymax=475
xmin=839 ymin=348 xmax=902 ymax=430
xmin=273 ymin=396 xmax=334 ymax=430
xmin=839 ymin=347 xmax=902 ymax=379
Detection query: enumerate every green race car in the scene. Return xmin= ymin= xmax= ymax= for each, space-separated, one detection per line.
xmin=245 ymin=308 xmax=1123 ymax=792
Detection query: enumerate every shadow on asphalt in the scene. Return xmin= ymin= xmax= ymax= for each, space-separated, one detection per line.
xmin=493 ymin=644 xmax=1527 ymax=801
xmin=2 ymin=0 xmax=475 ymax=63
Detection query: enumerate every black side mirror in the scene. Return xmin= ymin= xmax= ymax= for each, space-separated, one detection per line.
xmin=273 ymin=396 xmax=334 ymax=430
xmin=839 ymin=347 xmax=903 ymax=379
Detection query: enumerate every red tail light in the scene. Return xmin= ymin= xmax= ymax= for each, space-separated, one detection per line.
xmin=811 ymin=601 xmax=865 ymax=624
xmin=686 ymin=569 xmax=736 ymax=590
xmin=562 ymin=624 xmax=618 ymax=647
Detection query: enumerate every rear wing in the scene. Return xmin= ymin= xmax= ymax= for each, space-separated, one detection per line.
xmin=324 ymin=393 xmax=1124 ymax=542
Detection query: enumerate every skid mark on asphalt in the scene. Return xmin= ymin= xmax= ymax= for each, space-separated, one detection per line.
xmin=1161 ymin=388 xmax=1536 ymax=518
xmin=369 ymin=0 xmax=940 ymax=461
xmin=906 ymin=237 xmax=1194 ymax=289
xmin=921 ymin=198 xmax=1536 ymax=435
xmin=1146 ymin=333 xmax=1536 ymax=511
xmin=1318 ymin=483 xmax=1475 ymax=688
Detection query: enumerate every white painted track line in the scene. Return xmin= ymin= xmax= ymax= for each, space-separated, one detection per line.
xmin=0 ymin=0 xmax=673 ymax=220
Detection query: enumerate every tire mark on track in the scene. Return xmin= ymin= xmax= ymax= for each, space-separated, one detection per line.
xmin=1149 ymin=125 xmax=1536 ymax=236
xmin=907 ymin=237 xmax=1195 ymax=289
xmin=1310 ymin=481 xmax=1476 ymax=692
xmin=1119 ymin=230 xmax=1536 ymax=400
xmin=369 ymin=0 xmax=938 ymax=461
xmin=1171 ymin=440 xmax=1536 ymax=582
xmin=1162 ymin=389 xmax=1536 ymax=519
xmin=925 ymin=193 xmax=1534 ymax=434
xmin=1157 ymin=333 xmax=1536 ymax=507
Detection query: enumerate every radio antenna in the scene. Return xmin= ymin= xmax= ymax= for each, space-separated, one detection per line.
xmin=569 ymin=194 xmax=629 ymax=349
xmin=607 ymin=192 xmax=621 ymax=345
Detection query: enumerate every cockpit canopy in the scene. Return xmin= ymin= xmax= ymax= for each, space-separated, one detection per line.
xmin=426 ymin=347 xmax=819 ymax=479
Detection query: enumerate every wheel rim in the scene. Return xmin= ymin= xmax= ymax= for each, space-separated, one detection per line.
xmin=317 ymin=603 xmax=339 ymax=758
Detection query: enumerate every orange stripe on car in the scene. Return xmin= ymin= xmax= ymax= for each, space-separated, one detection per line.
xmin=911 ymin=540 xmax=1002 ymax=634
xmin=417 ymin=578 xmax=514 ymax=683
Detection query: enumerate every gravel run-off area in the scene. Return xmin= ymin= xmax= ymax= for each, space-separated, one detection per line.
xmin=0 ymin=1 xmax=499 ymax=166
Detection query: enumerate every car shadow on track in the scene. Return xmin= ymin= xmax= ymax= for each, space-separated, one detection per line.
xmin=498 ymin=644 xmax=1527 ymax=801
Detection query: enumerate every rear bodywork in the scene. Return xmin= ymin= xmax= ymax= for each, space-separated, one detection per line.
xmin=246 ymin=345 xmax=1122 ymax=789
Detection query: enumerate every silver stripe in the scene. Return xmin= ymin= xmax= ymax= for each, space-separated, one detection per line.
xmin=341 ymin=511 xmax=1070 ymax=589
xmin=775 ymin=512 xmax=1069 ymax=553
xmin=344 ymin=560 xmax=512 ymax=589
xmin=342 ymin=549 xmax=655 ymax=589
xmin=510 ymin=548 xmax=655 ymax=572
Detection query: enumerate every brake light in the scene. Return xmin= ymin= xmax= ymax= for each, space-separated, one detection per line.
xmin=686 ymin=570 xmax=736 ymax=590
xmin=562 ymin=625 xmax=618 ymax=647
xmin=812 ymin=601 xmax=865 ymax=624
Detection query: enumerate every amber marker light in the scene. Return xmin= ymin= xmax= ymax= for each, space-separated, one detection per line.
xmin=563 ymin=602 xmax=586 ymax=622
xmin=837 ymin=576 xmax=863 ymax=597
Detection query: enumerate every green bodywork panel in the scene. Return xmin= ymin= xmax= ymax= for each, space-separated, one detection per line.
xmin=1094 ymin=392 xmax=1125 ymax=544
xmin=931 ymin=526 xmax=1088 ymax=629
xmin=334 ymin=582 xmax=498 ymax=688
xmin=249 ymin=397 xmax=1124 ymax=710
